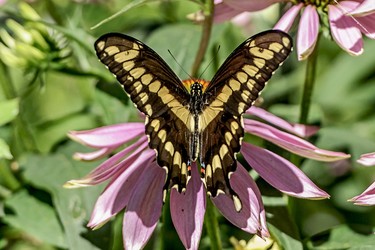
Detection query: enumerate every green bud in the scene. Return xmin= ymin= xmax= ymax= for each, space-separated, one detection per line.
xmin=29 ymin=30 xmax=49 ymax=50
xmin=0 ymin=43 xmax=27 ymax=67
xmin=0 ymin=29 xmax=16 ymax=48
xmin=6 ymin=19 xmax=33 ymax=44
xmin=19 ymin=2 xmax=41 ymax=21
xmin=15 ymin=43 xmax=46 ymax=63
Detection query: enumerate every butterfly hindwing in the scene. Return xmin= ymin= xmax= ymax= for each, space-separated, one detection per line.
xmin=95 ymin=33 xmax=193 ymax=193
xmin=200 ymin=30 xmax=293 ymax=208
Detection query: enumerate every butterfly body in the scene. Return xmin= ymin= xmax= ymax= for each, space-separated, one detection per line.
xmin=95 ymin=30 xmax=292 ymax=211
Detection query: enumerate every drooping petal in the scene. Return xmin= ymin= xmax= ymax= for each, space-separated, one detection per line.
xmin=274 ymin=3 xmax=303 ymax=31
xmin=348 ymin=0 xmax=375 ymax=16
xmin=68 ymin=122 xmax=145 ymax=148
xmin=244 ymin=119 xmax=350 ymax=162
xmin=212 ymin=163 xmax=266 ymax=235
xmin=242 ymin=143 xmax=330 ymax=199
xmin=170 ymin=163 xmax=206 ymax=250
xmin=329 ymin=3 xmax=363 ymax=55
xmin=224 ymin=0 xmax=282 ymax=12
xmin=73 ymin=147 xmax=115 ymax=161
xmin=87 ymin=149 xmax=155 ymax=228
xmin=297 ymin=5 xmax=319 ymax=60
xmin=357 ymin=152 xmax=375 ymax=166
xmin=356 ymin=14 xmax=375 ymax=39
xmin=65 ymin=137 xmax=149 ymax=187
xmin=213 ymin=0 xmax=244 ymax=23
xmin=349 ymin=182 xmax=375 ymax=206
xmin=123 ymin=161 xmax=166 ymax=250
xmin=246 ymin=106 xmax=319 ymax=137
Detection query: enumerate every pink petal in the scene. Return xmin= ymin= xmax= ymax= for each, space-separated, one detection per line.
xmin=123 ymin=161 xmax=166 ymax=250
xmin=213 ymin=1 xmax=244 ymax=23
xmin=348 ymin=0 xmax=375 ymax=16
xmin=212 ymin=163 xmax=267 ymax=235
xmin=73 ymin=147 xmax=115 ymax=161
xmin=65 ymin=137 xmax=149 ymax=187
xmin=68 ymin=122 xmax=145 ymax=148
xmin=357 ymin=152 xmax=375 ymax=166
xmin=87 ymin=149 xmax=155 ymax=228
xmin=241 ymin=143 xmax=330 ymax=199
xmin=274 ymin=3 xmax=303 ymax=32
xmin=170 ymin=163 xmax=206 ymax=250
xmin=297 ymin=5 xmax=319 ymax=60
xmin=329 ymin=3 xmax=364 ymax=55
xmin=244 ymin=119 xmax=350 ymax=162
xmin=356 ymin=14 xmax=375 ymax=39
xmin=349 ymin=181 xmax=375 ymax=206
xmin=246 ymin=106 xmax=319 ymax=137
xmin=224 ymin=0 xmax=282 ymax=12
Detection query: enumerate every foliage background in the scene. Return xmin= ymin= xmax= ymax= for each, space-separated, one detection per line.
xmin=0 ymin=0 xmax=375 ymax=249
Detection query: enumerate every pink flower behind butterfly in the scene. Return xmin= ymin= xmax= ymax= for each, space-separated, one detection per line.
xmin=213 ymin=0 xmax=375 ymax=60
xmin=65 ymin=107 xmax=349 ymax=250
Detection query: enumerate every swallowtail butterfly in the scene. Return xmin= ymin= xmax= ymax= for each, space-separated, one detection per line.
xmin=95 ymin=30 xmax=292 ymax=211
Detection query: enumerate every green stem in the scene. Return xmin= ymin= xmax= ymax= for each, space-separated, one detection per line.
xmin=290 ymin=37 xmax=320 ymax=241
xmin=0 ymin=160 xmax=21 ymax=191
xmin=191 ymin=0 xmax=214 ymax=77
xmin=299 ymin=38 xmax=319 ymax=124
xmin=205 ymin=199 xmax=222 ymax=250
xmin=0 ymin=63 xmax=21 ymax=190
xmin=0 ymin=61 xmax=17 ymax=99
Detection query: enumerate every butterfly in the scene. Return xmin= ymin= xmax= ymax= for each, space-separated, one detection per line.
xmin=95 ymin=30 xmax=292 ymax=211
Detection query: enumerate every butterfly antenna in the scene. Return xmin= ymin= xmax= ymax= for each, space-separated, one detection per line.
xmin=197 ymin=45 xmax=221 ymax=80
xmin=168 ymin=49 xmax=194 ymax=80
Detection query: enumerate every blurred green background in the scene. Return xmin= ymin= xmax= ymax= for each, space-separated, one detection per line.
xmin=0 ymin=0 xmax=375 ymax=249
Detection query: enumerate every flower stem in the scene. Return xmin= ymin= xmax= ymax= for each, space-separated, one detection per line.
xmin=299 ymin=38 xmax=319 ymax=124
xmin=0 ymin=61 xmax=16 ymax=99
xmin=205 ymin=199 xmax=222 ymax=250
xmin=190 ymin=0 xmax=214 ymax=77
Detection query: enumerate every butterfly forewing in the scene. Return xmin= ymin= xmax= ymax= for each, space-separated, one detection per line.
xmin=200 ymin=30 xmax=293 ymax=209
xmin=95 ymin=33 xmax=193 ymax=193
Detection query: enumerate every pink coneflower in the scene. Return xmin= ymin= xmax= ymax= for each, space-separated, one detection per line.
xmin=65 ymin=106 xmax=349 ymax=249
xmin=349 ymin=152 xmax=375 ymax=205
xmin=213 ymin=0 xmax=375 ymax=60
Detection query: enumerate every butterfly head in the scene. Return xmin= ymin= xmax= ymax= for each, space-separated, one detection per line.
xmin=190 ymin=82 xmax=203 ymax=96
xmin=182 ymin=79 xmax=209 ymax=94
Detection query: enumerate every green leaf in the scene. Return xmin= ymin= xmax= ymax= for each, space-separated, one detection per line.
xmin=91 ymin=0 xmax=159 ymax=30
xmin=308 ymin=225 xmax=375 ymax=250
xmin=20 ymin=148 xmax=105 ymax=250
xmin=147 ymin=23 xmax=201 ymax=79
xmin=21 ymin=71 xmax=95 ymax=126
xmin=0 ymin=98 xmax=19 ymax=126
xmin=4 ymin=190 xmax=67 ymax=248
xmin=268 ymin=223 xmax=303 ymax=250
xmin=0 ymin=138 xmax=12 ymax=159
xmin=266 ymin=202 xmax=303 ymax=250
xmin=33 ymin=113 xmax=98 ymax=153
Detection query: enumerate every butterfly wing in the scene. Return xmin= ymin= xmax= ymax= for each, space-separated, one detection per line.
xmin=200 ymin=30 xmax=293 ymax=210
xmin=95 ymin=33 xmax=193 ymax=193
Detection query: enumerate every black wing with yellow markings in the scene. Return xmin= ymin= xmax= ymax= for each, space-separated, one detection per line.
xmin=200 ymin=30 xmax=292 ymax=211
xmin=95 ymin=33 xmax=193 ymax=194
xmin=94 ymin=30 xmax=293 ymax=211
